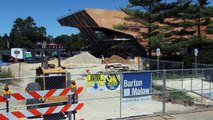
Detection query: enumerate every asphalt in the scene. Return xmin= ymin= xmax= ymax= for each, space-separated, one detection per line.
xmin=133 ymin=110 xmax=213 ymax=120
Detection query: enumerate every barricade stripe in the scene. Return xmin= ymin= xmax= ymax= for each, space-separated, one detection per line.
xmin=44 ymin=89 xmax=56 ymax=98
xmin=21 ymin=109 xmax=35 ymax=117
xmin=0 ymin=113 xmax=8 ymax=120
xmin=52 ymin=89 xmax=62 ymax=96
xmin=45 ymin=106 xmax=57 ymax=115
xmin=60 ymin=104 xmax=72 ymax=112
xmin=28 ymin=109 xmax=42 ymax=116
xmin=0 ymin=87 xmax=83 ymax=102
xmin=68 ymin=103 xmax=77 ymax=111
xmin=59 ymin=88 xmax=71 ymax=96
xmin=0 ymin=103 xmax=84 ymax=119
xmin=21 ymin=92 xmax=33 ymax=100
xmin=37 ymin=90 xmax=47 ymax=97
xmin=11 ymin=111 xmax=26 ymax=118
xmin=74 ymin=87 xmax=83 ymax=94
xmin=28 ymin=91 xmax=42 ymax=99
xmin=75 ymin=103 xmax=84 ymax=111
xmin=11 ymin=93 xmax=25 ymax=100
xmin=0 ymin=95 xmax=7 ymax=102
xmin=53 ymin=105 xmax=64 ymax=114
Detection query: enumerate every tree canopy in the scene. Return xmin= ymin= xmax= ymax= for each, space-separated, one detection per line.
xmin=54 ymin=33 xmax=86 ymax=52
xmin=0 ymin=34 xmax=9 ymax=50
xmin=10 ymin=16 xmax=47 ymax=49
xmin=116 ymin=0 xmax=213 ymax=56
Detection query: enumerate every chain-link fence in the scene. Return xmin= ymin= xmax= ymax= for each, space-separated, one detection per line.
xmin=192 ymin=63 xmax=213 ymax=68
xmin=1 ymin=68 xmax=213 ymax=120
xmin=141 ymin=57 xmax=184 ymax=70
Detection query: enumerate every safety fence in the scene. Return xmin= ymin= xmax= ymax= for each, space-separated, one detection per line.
xmin=141 ymin=57 xmax=184 ymax=70
xmin=192 ymin=63 xmax=213 ymax=68
xmin=1 ymin=68 xmax=213 ymax=119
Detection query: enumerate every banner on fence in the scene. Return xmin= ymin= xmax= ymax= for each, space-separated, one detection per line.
xmin=122 ymin=72 xmax=152 ymax=104
xmin=105 ymin=74 xmax=120 ymax=91
xmin=87 ymin=74 xmax=105 ymax=92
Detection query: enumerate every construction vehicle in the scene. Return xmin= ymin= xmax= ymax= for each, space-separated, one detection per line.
xmin=25 ymin=48 xmax=77 ymax=118
xmin=105 ymin=63 xmax=129 ymax=71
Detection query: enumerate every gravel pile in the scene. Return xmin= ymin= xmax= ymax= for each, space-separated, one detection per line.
xmin=105 ymin=55 xmax=131 ymax=64
xmin=64 ymin=52 xmax=101 ymax=64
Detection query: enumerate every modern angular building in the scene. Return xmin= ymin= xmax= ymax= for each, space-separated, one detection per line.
xmin=58 ymin=8 xmax=213 ymax=58
xmin=57 ymin=8 xmax=148 ymax=58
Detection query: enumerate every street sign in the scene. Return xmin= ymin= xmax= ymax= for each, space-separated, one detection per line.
xmin=156 ymin=48 xmax=160 ymax=57
xmin=194 ymin=48 xmax=198 ymax=56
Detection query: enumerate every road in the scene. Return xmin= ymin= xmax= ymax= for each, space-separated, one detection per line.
xmin=134 ymin=110 xmax=213 ymax=120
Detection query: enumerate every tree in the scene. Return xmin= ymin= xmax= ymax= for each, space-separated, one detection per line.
xmin=0 ymin=34 xmax=9 ymax=50
xmin=182 ymin=0 xmax=213 ymax=36
xmin=54 ymin=33 xmax=85 ymax=52
xmin=10 ymin=16 xmax=47 ymax=49
xmin=117 ymin=0 xmax=168 ymax=56
xmin=196 ymin=0 xmax=210 ymax=36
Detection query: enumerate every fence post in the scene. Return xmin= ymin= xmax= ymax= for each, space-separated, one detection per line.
xmin=162 ymin=69 xmax=166 ymax=114
xmin=201 ymin=68 xmax=204 ymax=108
xmin=191 ymin=69 xmax=193 ymax=92
xmin=67 ymin=73 xmax=72 ymax=120
xmin=120 ymin=73 xmax=123 ymax=119
xmin=157 ymin=56 xmax=159 ymax=79
xmin=68 ymin=95 xmax=72 ymax=120
xmin=181 ymin=63 xmax=184 ymax=90
xmin=67 ymin=73 xmax=71 ymax=87
xmin=209 ymin=76 xmax=212 ymax=98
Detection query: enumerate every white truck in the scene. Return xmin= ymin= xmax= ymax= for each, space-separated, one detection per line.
xmin=11 ymin=48 xmax=31 ymax=61
xmin=106 ymin=63 xmax=129 ymax=71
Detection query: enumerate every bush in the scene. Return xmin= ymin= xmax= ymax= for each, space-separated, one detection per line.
xmin=152 ymin=84 xmax=194 ymax=106
xmin=169 ymin=91 xmax=194 ymax=105
xmin=152 ymin=83 xmax=163 ymax=91
xmin=0 ymin=68 xmax=13 ymax=78
xmin=197 ymin=50 xmax=213 ymax=64
xmin=206 ymin=25 xmax=213 ymax=34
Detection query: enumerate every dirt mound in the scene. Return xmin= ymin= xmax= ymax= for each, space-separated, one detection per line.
xmin=64 ymin=52 xmax=101 ymax=64
xmin=105 ymin=55 xmax=131 ymax=64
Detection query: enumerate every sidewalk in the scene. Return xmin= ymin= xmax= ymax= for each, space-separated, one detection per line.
xmin=134 ymin=110 xmax=213 ymax=120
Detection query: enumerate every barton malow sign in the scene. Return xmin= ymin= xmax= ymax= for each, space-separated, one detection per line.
xmin=122 ymin=72 xmax=152 ymax=104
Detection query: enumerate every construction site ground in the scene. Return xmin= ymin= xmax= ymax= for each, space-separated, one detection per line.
xmin=1 ymin=52 xmax=213 ymax=119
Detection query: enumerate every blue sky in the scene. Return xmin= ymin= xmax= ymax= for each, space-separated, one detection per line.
xmin=0 ymin=0 xmax=129 ymax=37
xmin=1 ymin=0 xmax=212 ymax=38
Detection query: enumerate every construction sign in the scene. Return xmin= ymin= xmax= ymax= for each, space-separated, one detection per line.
xmin=87 ymin=74 xmax=105 ymax=92
xmin=122 ymin=72 xmax=152 ymax=104
xmin=105 ymin=74 xmax=120 ymax=91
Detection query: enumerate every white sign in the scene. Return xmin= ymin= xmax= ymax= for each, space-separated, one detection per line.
xmin=156 ymin=48 xmax=160 ymax=57
xmin=194 ymin=48 xmax=198 ymax=56
xmin=11 ymin=48 xmax=26 ymax=59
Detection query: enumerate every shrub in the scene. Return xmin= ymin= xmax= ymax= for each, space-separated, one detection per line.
xmin=206 ymin=25 xmax=213 ymax=34
xmin=0 ymin=68 xmax=14 ymax=84
xmin=169 ymin=91 xmax=194 ymax=105
xmin=0 ymin=68 xmax=13 ymax=78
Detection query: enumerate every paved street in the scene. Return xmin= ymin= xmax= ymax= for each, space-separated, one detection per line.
xmin=134 ymin=110 xmax=213 ymax=120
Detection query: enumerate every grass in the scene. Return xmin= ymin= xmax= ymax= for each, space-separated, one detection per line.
xmin=152 ymin=83 xmax=194 ymax=106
